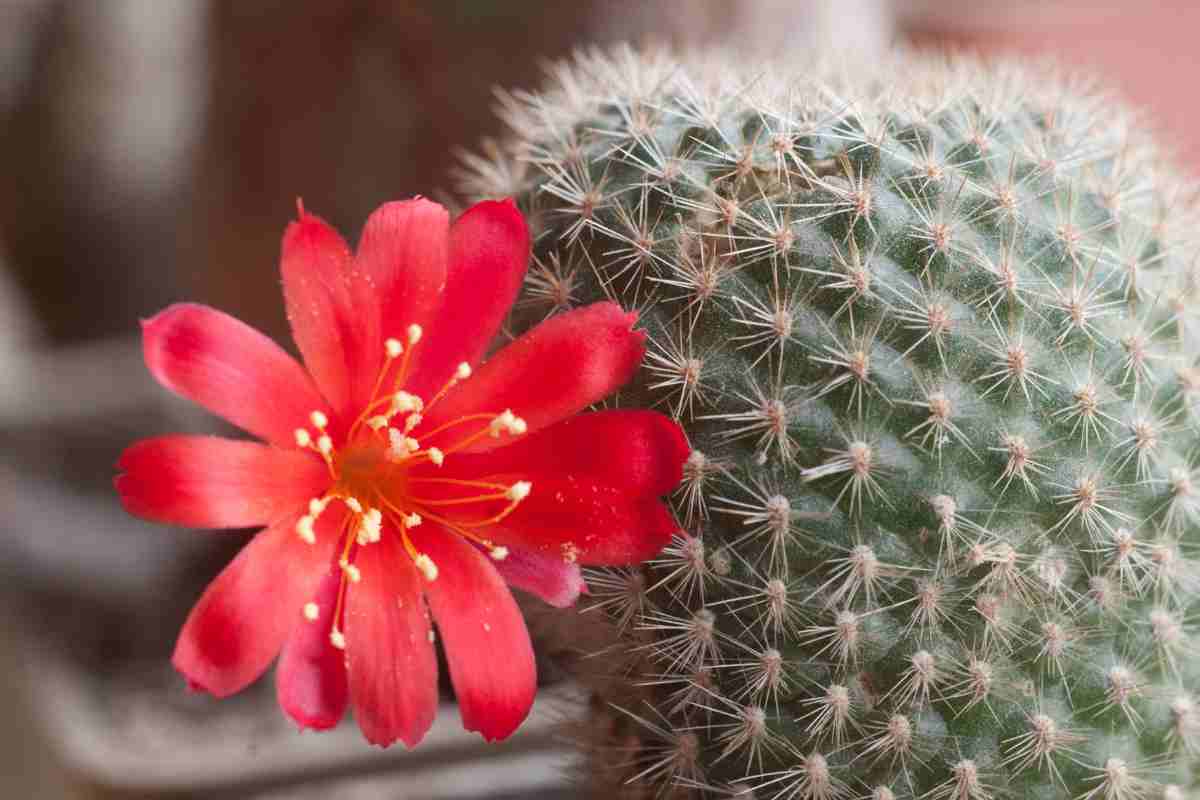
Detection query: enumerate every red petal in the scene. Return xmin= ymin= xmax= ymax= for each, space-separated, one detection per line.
xmin=439 ymin=410 xmax=689 ymax=497
xmin=422 ymin=302 xmax=645 ymax=445
xmin=491 ymin=547 xmax=587 ymax=609
xmin=276 ymin=566 xmax=348 ymax=731
xmin=411 ymin=524 xmax=536 ymax=741
xmin=172 ymin=509 xmax=341 ymax=698
xmin=279 ymin=210 xmax=362 ymax=416
xmin=344 ymin=533 xmax=438 ymax=748
xmin=355 ymin=200 xmax=448 ymax=397
xmin=116 ymin=436 xmax=328 ymax=529
xmin=489 ymin=477 xmax=679 ymax=566
xmin=406 ymin=199 xmax=529 ymax=399
xmin=142 ymin=303 xmax=327 ymax=448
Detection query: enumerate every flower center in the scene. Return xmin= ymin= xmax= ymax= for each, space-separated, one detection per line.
xmin=289 ymin=324 xmax=532 ymax=650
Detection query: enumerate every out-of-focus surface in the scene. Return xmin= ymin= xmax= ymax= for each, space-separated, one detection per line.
xmin=900 ymin=1 xmax=1200 ymax=168
xmin=2 ymin=0 xmax=1195 ymax=797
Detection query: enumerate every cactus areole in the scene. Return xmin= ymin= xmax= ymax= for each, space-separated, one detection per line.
xmin=465 ymin=48 xmax=1200 ymax=798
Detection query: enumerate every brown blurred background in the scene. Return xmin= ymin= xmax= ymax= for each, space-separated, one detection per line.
xmin=0 ymin=1 xmax=1195 ymax=797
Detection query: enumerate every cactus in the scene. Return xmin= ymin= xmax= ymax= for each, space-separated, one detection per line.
xmin=460 ymin=46 xmax=1200 ymax=799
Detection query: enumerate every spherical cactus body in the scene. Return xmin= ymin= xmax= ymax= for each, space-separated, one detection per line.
xmin=463 ymin=47 xmax=1200 ymax=799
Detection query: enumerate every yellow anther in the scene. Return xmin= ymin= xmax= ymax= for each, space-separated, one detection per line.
xmin=387 ymin=428 xmax=412 ymax=460
xmin=367 ymin=415 xmax=389 ymax=431
xmin=385 ymin=337 xmax=403 ymax=358
xmin=310 ymin=410 xmax=328 ymax=429
xmin=330 ymin=629 xmax=346 ymax=649
xmin=510 ymin=416 xmax=527 ymax=435
xmin=427 ymin=447 xmax=444 ymax=466
xmin=307 ymin=497 xmax=328 ymax=516
xmin=507 ymin=481 xmax=532 ymax=502
xmin=296 ymin=515 xmax=316 ymax=544
xmin=303 ymin=602 xmax=320 ymax=621
xmin=490 ymin=546 xmax=509 ymax=561
xmin=561 ymin=542 xmax=579 ymax=564
xmin=390 ymin=391 xmax=423 ymax=416
xmin=455 ymin=362 xmax=472 ymax=380
xmin=414 ymin=553 xmax=439 ymax=582
xmin=340 ymin=559 xmax=361 ymax=583
xmin=344 ymin=497 xmax=363 ymax=514
xmin=489 ymin=409 xmax=516 ymax=438
xmin=404 ymin=512 xmax=423 ymax=528
xmin=294 ymin=428 xmax=312 ymax=448
xmin=355 ymin=508 xmax=383 ymax=545
xmin=405 ymin=436 xmax=420 ymax=452
xmin=407 ymin=324 xmax=423 ymax=346
xmin=317 ymin=434 xmax=333 ymax=455
xmin=404 ymin=413 xmax=422 ymax=433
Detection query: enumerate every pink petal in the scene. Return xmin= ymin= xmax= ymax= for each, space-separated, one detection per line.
xmin=411 ymin=524 xmax=536 ymax=741
xmin=116 ymin=436 xmax=328 ymax=529
xmin=279 ymin=209 xmax=363 ymax=417
xmin=142 ymin=303 xmax=327 ymax=448
xmin=491 ymin=547 xmax=587 ymax=609
xmin=438 ymin=410 xmax=689 ymax=497
xmin=421 ymin=302 xmax=645 ymax=445
xmin=353 ymin=199 xmax=449 ymax=408
xmin=276 ymin=566 xmax=348 ymax=731
xmin=344 ymin=533 xmax=438 ymax=748
xmin=406 ymin=199 xmax=529 ymax=399
xmin=172 ymin=509 xmax=341 ymax=698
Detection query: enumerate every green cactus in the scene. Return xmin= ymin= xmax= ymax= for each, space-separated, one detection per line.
xmin=461 ymin=46 xmax=1200 ymax=799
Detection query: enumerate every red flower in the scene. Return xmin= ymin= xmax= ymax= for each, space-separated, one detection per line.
xmin=115 ymin=198 xmax=688 ymax=747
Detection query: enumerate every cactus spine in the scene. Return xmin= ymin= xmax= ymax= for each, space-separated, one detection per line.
xmin=463 ymin=46 xmax=1200 ymax=799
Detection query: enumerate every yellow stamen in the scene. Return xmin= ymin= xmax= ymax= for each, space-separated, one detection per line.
xmin=414 ymin=553 xmax=439 ymax=582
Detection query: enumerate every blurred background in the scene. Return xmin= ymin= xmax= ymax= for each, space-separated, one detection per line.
xmin=1 ymin=1 xmax=1197 ymax=797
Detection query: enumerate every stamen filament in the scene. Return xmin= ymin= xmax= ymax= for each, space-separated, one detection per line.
xmin=408 ymin=491 xmax=516 ymax=507
xmin=351 ymin=348 xmax=401 ymax=438
xmin=419 ymin=501 xmax=524 ymax=529
xmin=328 ymin=514 xmax=355 ymax=648
xmin=413 ymin=508 xmax=503 ymax=550
xmin=408 ymin=476 xmax=512 ymax=491
xmin=417 ymin=413 xmax=500 ymax=443
xmin=349 ymin=333 xmax=421 ymax=439
xmin=442 ymin=419 xmax=515 ymax=456
xmin=389 ymin=324 xmax=422 ymax=394
xmin=374 ymin=495 xmax=439 ymax=581
xmin=422 ymin=362 xmax=472 ymax=415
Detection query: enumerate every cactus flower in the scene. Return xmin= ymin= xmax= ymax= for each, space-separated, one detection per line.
xmin=115 ymin=198 xmax=688 ymax=747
